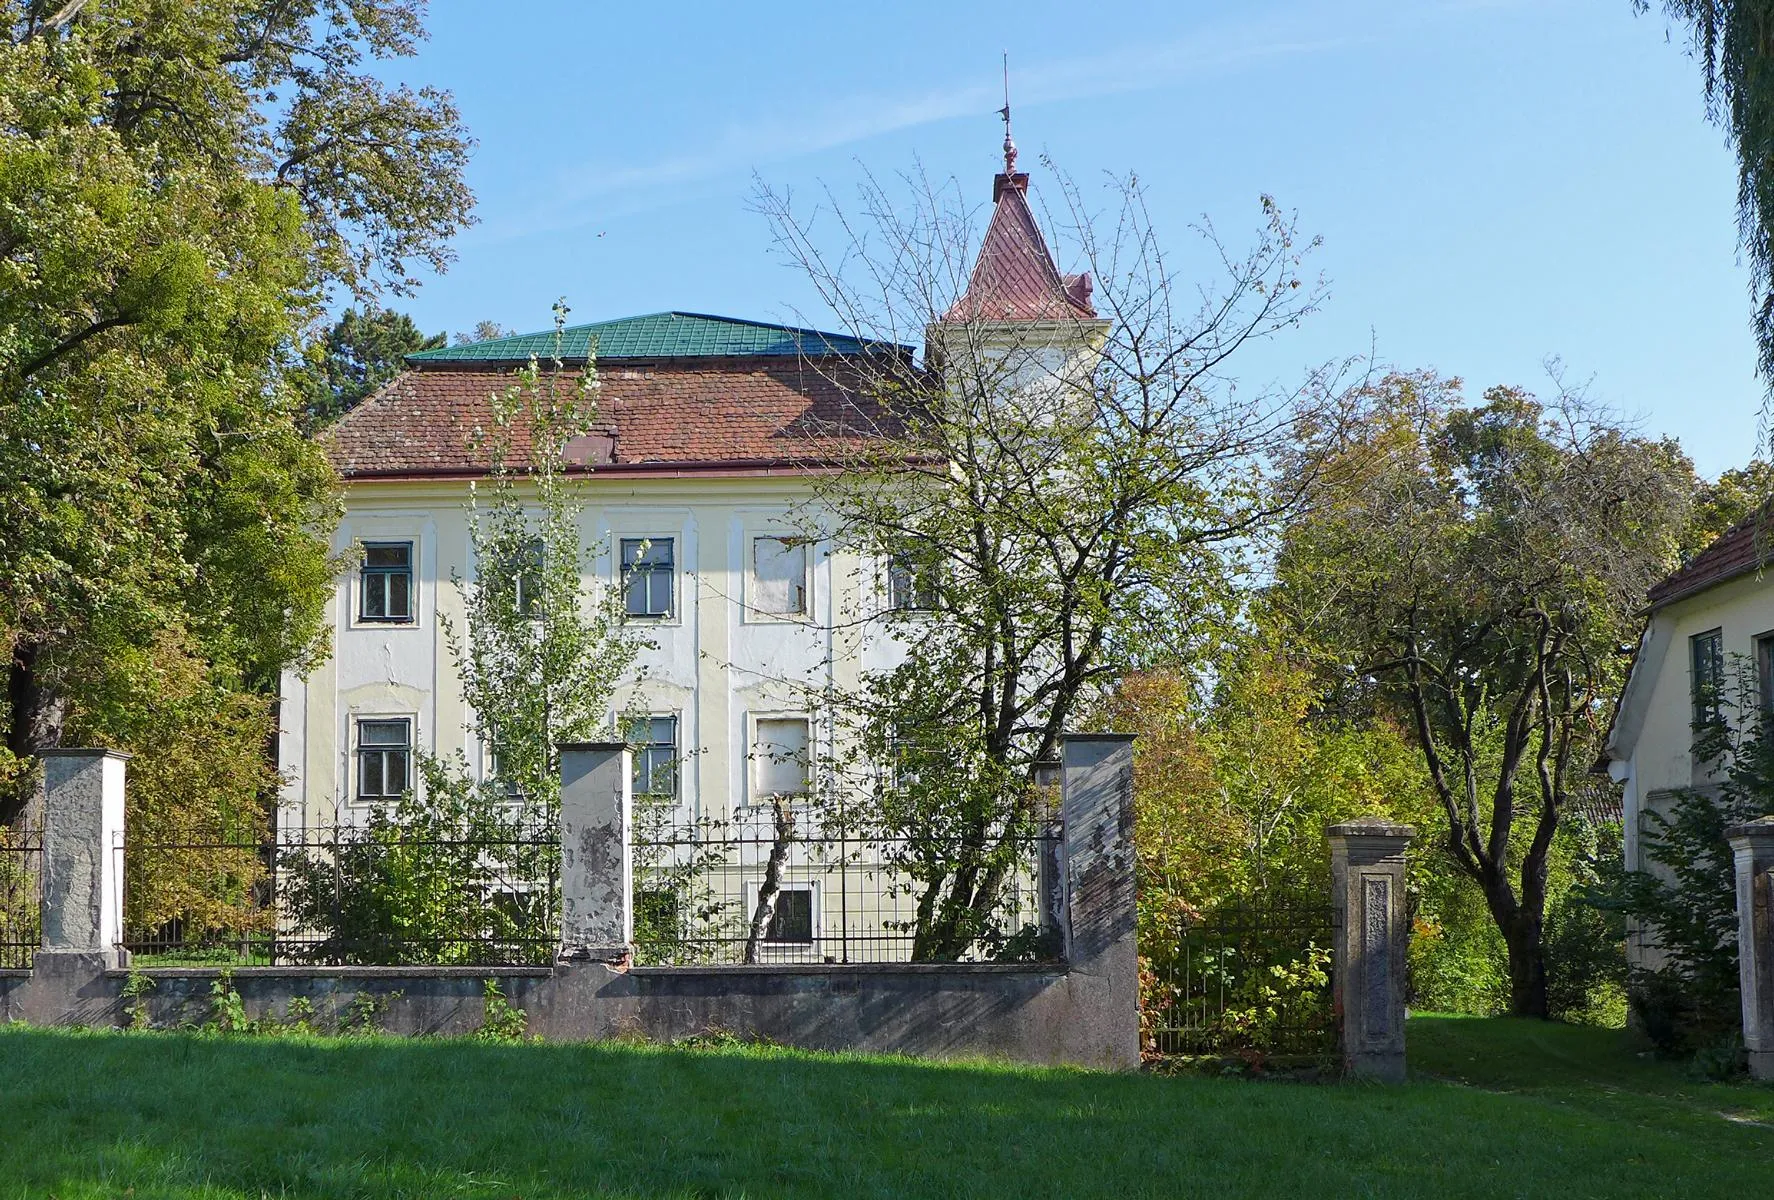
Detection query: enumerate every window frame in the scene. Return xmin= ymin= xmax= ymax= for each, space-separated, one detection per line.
xmin=354 ymin=716 xmax=414 ymax=805
xmin=1691 ymin=627 xmax=1726 ymax=729
xmin=506 ymin=537 xmax=545 ymax=620
xmin=628 ymin=713 xmax=680 ymax=804
xmin=748 ymin=880 xmax=819 ymax=950
xmin=1757 ymin=631 xmax=1774 ymax=718
xmin=747 ymin=712 xmax=812 ymax=806
xmin=619 ymin=536 xmax=677 ymax=621
xmin=747 ymin=534 xmax=812 ymax=621
xmin=358 ymin=540 xmax=417 ymax=625
xmin=886 ymin=553 xmax=938 ymax=612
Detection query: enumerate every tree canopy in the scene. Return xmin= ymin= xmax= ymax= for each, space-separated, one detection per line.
xmin=295 ymin=306 xmax=444 ymax=428
xmin=1276 ymin=370 xmax=1697 ymax=1015
xmin=0 ymin=1 xmax=473 ymax=828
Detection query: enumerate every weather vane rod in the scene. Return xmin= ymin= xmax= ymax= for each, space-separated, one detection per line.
xmin=998 ymin=51 xmax=1017 ymax=174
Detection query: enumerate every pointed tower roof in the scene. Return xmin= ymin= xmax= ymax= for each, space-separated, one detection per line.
xmin=943 ymin=154 xmax=1097 ymax=324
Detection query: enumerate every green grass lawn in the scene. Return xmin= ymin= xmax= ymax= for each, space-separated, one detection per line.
xmin=0 ymin=1016 xmax=1766 ymax=1199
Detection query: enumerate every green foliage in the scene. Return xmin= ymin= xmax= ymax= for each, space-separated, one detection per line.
xmin=473 ymin=979 xmax=530 ymax=1043
xmin=0 ymin=0 xmax=471 ymax=836
xmin=278 ymin=763 xmax=556 ymax=966
xmin=1279 ymin=371 xmax=1694 ymax=1015
xmin=205 ymin=968 xmax=251 ymax=1034
xmin=1606 ymin=672 xmax=1774 ymax=1053
xmin=1543 ymin=819 xmax=1629 ymax=1026
xmin=341 ymin=990 xmax=398 ymax=1037
xmin=294 ymin=305 xmax=444 ymax=428
xmin=1637 ymin=2 xmax=1774 ymax=391
xmin=439 ymin=300 xmax=644 ymax=812
xmin=121 ymin=966 xmax=155 ymax=1031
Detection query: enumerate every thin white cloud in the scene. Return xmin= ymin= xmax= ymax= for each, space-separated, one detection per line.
xmin=470 ymin=0 xmax=1516 ymax=244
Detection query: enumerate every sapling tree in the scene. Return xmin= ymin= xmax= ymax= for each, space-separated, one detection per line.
xmin=285 ymin=305 xmax=645 ymax=962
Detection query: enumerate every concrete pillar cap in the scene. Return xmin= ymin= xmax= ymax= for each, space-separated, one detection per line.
xmin=38 ymin=747 xmax=133 ymax=761
xmin=1328 ymin=819 xmax=1416 ymax=839
xmin=1726 ymin=815 xmax=1774 ymax=842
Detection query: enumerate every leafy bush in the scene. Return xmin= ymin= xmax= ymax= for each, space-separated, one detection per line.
xmin=279 ymin=757 xmax=557 ymax=966
xmin=1544 ymin=818 xmax=1628 ymax=1026
xmin=1607 ymin=674 xmax=1774 ymax=1054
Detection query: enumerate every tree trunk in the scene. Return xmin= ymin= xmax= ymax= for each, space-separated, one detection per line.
xmin=1483 ymin=880 xmax=1549 ymax=1018
xmin=3 ymin=641 xmax=65 ymax=830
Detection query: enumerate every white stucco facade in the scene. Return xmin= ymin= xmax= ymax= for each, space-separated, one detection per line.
xmin=277 ymin=471 xmax=905 ymax=829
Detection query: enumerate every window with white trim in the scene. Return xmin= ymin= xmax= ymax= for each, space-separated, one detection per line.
xmin=357 ymin=718 xmax=412 ymax=801
xmin=763 ymin=885 xmax=814 ymax=944
xmin=621 ymin=537 xmax=675 ymax=619
xmin=887 ymin=553 xmax=938 ymax=611
xmin=1692 ymin=628 xmax=1725 ymax=728
xmin=360 ymin=542 xmax=414 ymax=623
xmin=750 ymin=717 xmax=810 ymax=800
xmin=506 ymin=538 xmax=544 ymax=619
xmin=751 ymin=536 xmax=808 ymax=616
xmin=629 ymin=715 xmax=679 ymax=802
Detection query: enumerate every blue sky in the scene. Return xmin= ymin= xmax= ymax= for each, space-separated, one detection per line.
xmin=393 ymin=0 xmax=1754 ymax=477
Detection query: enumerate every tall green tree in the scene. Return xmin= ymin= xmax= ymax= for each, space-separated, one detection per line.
xmin=0 ymin=1 xmax=473 ymax=827
xmin=295 ymin=306 xmax=444 ymax=429
xmin=1277 ymin=371 xmax=1697 ymax=1016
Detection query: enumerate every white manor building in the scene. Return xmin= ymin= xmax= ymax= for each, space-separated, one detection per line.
xmin=277 ymin=153 xmax=1103 ymax=853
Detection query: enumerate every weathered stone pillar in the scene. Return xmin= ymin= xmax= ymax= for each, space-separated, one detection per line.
xmin=1727 ymin=816 xmax=1774 ymax=1081
xmin=40 ymin=748 xmax=129 ymax=967
xmin=558 ymin=741 xmax=632 ymax=964
xmin=1328 ymin=819 xmax=1415 ymax=1082
xmin=1059 ymin=733 xmax=1139 ymax=1070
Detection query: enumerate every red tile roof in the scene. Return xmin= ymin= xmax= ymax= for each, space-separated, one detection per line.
xmin=1646 ymin=514 xmax=1774 ymax=608
xmin=322 ymin=359 xmax=898 ymax=479
xmin=943 ymin=173 xmax=1097 ymax=324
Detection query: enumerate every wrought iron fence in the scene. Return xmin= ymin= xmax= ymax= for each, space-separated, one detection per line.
xmin=630 ymin=806 xmax=1062 ymax=965
xmin=117 ymin=811 xmax=559 ymax=967
xmin=1142 ymin=902 xmax=1336 ymax=1059
xmin=0 ymin=823 xmax=41 ymax=969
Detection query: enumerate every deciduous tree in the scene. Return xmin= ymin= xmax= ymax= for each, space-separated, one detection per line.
xmin=1277 ymin=370 xmax=1696 ymax=1016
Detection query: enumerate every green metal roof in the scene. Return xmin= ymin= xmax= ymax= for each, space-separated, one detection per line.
xmin=405 ymin=311 xmax=898 ymax=365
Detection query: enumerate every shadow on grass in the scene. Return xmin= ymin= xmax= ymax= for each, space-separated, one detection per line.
xmin=0 ymin=1019 xmax=1767 ymax=1199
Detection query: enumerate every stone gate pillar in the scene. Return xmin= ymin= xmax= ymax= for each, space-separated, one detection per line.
xmin=1728 ymin=817 xmax=1774 ymax=1081
xmin=558 ymin=742 xmax=632 ymax=964
xmin=1328 ymin=819 xmax=1414 ymax=1081
xmin=1059 ymin=733 xmax=1139 ymax=1071
xmin=40 ymin=748 xmax=129 ymax=965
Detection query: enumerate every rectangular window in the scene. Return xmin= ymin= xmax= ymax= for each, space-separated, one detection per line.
xmin=751 ymin=536 xmax=808 ymax=616
xmin=360 ymin=542 xmax=414 ymax=623
xmin=629 ymin=715 xmax=679 ymax=801
xmin=1692 ymin=628 xmax=1725 ymax=727
xmin=508 ymin=538 xmax=544 ymax=619
xmin=1759 ymin=634 xmax=1774 ymax=716
xmin=486 ymin=737 xmax=525 ymax=799
xmin=621 ymin=537 xmax=675 ymax=619
xmin=751 ymin=717 xmax=810 ymax=800
xmin=357 ymin=718 xmax=411 ymax=801
xmin=764 ymin=886 xmax=814 ymax=944
xmin=887 ymin=554 xmax=938 ymax=611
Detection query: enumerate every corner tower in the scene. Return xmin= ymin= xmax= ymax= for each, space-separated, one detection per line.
xmin=930 ymin=121 xmax=1109 ymax=398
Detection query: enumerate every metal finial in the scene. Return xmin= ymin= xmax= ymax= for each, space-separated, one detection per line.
xmin=998 ymin=51 xmax=1017 ymax=174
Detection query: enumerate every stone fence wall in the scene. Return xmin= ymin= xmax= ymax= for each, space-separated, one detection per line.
xmin=1 ymin=738 xmax=1424 ymax=1077
xmin=0 ymin=737 xmax=1143 ymax=1070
